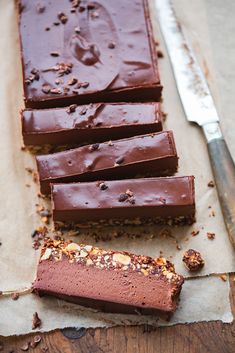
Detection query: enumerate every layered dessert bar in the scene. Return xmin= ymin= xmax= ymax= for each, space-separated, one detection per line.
xmin=18 ymin=0 xmax=162 ymax=108
xmin=51 ymin=176 xmax=195 ymax=227
xmin=37 ymin=131 xmax=178 ymax=194
xmin=33 ymin=239 xmax=184 ymax=318
xmin=21 ymin=103 xmax=163 ymax=146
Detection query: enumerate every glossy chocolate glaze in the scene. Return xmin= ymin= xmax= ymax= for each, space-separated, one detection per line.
xmin=18 ymin=0 xmax=162 ymax=108
xmin=22 ymin=103 xmax=162 ymax=146
xmin=33 ymin=239 xmax=184 ymax=317
xmin=51 ymin=176 xmax=195 ymax=223
xmin=37 ymin=131 xmax=178 ymax=194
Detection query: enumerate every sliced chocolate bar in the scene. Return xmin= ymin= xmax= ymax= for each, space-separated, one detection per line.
xmin=51 ymin=176 xmax=196 ymax=227
xmin=18 ymin=0 xmax=162 ymax=108
xmin=22 ymin=103 xmax=162 ymax=146
xmin=37 ymin=131 xmax=178 ymax=194
xmin=33 ymin=239 xmax=184 ymax=318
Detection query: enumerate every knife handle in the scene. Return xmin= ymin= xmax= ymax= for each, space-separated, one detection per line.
xmin=203 ymin=123 xmax=235 ymax=248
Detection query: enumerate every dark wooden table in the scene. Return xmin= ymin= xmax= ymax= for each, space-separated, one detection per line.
xmin=1 ymin=275 xmax=234 ymax=353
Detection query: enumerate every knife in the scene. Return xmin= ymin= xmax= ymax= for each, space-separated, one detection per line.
xmin=155 ymin=0 xmax=235 ymax=248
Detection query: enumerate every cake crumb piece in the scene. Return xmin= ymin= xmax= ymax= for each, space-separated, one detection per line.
xmin=182 ymin=249 xmax=204 ymax=271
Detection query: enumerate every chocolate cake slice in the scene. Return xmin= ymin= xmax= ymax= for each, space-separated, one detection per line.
xmin=37 ymin=131 xmax=178 ymax=194
xmin=21 ymin=103 xmax=163 ymax=147
xmin=51 ymin=176 xmax=196 ymax=227
xmin=18 ymin=0 xmax=162 ymax=108
xmin=33 ymin=239 xmax=184 ymax=318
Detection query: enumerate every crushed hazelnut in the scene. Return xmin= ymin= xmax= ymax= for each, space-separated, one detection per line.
xmin=32 ymin=312 xmax=42 ymax=330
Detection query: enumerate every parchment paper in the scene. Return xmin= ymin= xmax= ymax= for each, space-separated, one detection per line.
xmin=0 ymin=0 xmax=234 ymax=336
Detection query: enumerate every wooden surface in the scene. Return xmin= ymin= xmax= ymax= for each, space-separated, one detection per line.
xmin=1 ymin=275 xmax=234 ymax=353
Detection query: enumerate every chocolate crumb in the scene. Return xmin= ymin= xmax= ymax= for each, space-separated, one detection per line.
xmin=108 ymin=42 xmax=115 ymax=49
xmin=183 ymin=249 xmax=204 ymax=271
xmin=66 ymin=104 xmax=77 ymax=113
xmin=220 ymin=274 xmax=227 ymax=282
xmin=11 ymin=292 xmax=19 ymax=301
xmin=81 ymin=81 xmax=89 ymax=88
xmin=191 ymin=230 xmax=200 ymax=236
xmin=20 ymin=343 xmax=29 ymax=351
xmin=207 ymin=232 xmax=215 ymax=240
xmin=89 ymin=143 xmax=99 ymax=151
xmin=50 ymin=51 xmax=60 ymax=57
xmin=79 ymin=5 xmax=86 ymax=12
xmin=58 ymin=12 xmax=68 ymax=24
xmin=36 ymin=4 xmax=45 ymax=14
xmin=72 ymin=0 xmax=80 ymax=8
xmin=53 ymin=21 xmax=60 ymax=26
xmin=115 ymin=156 xmax=124 ymax=165
xmin=157 ymin=50 xmax=164 ymax=58
xmin=208 ymin=180 xmax=215 ymax=187
xmin=118 ymin=193 xmax=129 ymax=202
xmin=32 ymin=312 xmax=42 ymax=330
xmin=45 ymin=27 xmax=50 ymax=31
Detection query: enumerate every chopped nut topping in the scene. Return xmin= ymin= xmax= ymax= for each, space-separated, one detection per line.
xmin=66 ymin=104 xmax=77 ymax=114
xmin=89 ymin=143 xmax=99 ymax=151
xmin=208 ymin=180 xmax=215 ymax=187
xmin=191 ymin=230 xmax=200 ymax=236
xmin=39 ymin=239 xmax=183 ymax=285
xmin=32 ymin=312 xmax=42 ymax=330
xmin=113 ymin=253 xmax=131 ymax=265
xmin=207 ymin=232 xmax=215 ymax=240
xmin=58 ymin=12 xmax=68 ymax=24
xmin=42 ymin=85 xmax=51 ymax=94
xmin=182 ymin=249 xmax=204 ymax=271
xmin=98 ymin=182 xmax=108 ymax=190
xmin=118 ymin=193 xmax=129 ymax=202
xmin=68 ymin=77 xmax=78 ymax=85
xmin=81 ymin=81 xmax=89 ymax=88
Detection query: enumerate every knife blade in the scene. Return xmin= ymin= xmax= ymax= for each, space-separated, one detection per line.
xmin=155 ymin=0 xmax=235 ymax=248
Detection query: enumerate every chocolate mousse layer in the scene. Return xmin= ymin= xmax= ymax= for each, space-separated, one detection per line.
xmin=51 ymin=176 xmax=195 ymax=227
xmin=37 ymin=131 xmax=178 ymax=194
xmin=22 ymin=103 xmax=163 ymax=147
xmin=18 ymin=0 xmax=162 ymax=108
xmin=33 ymin=239 xmax=184 ymax=318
